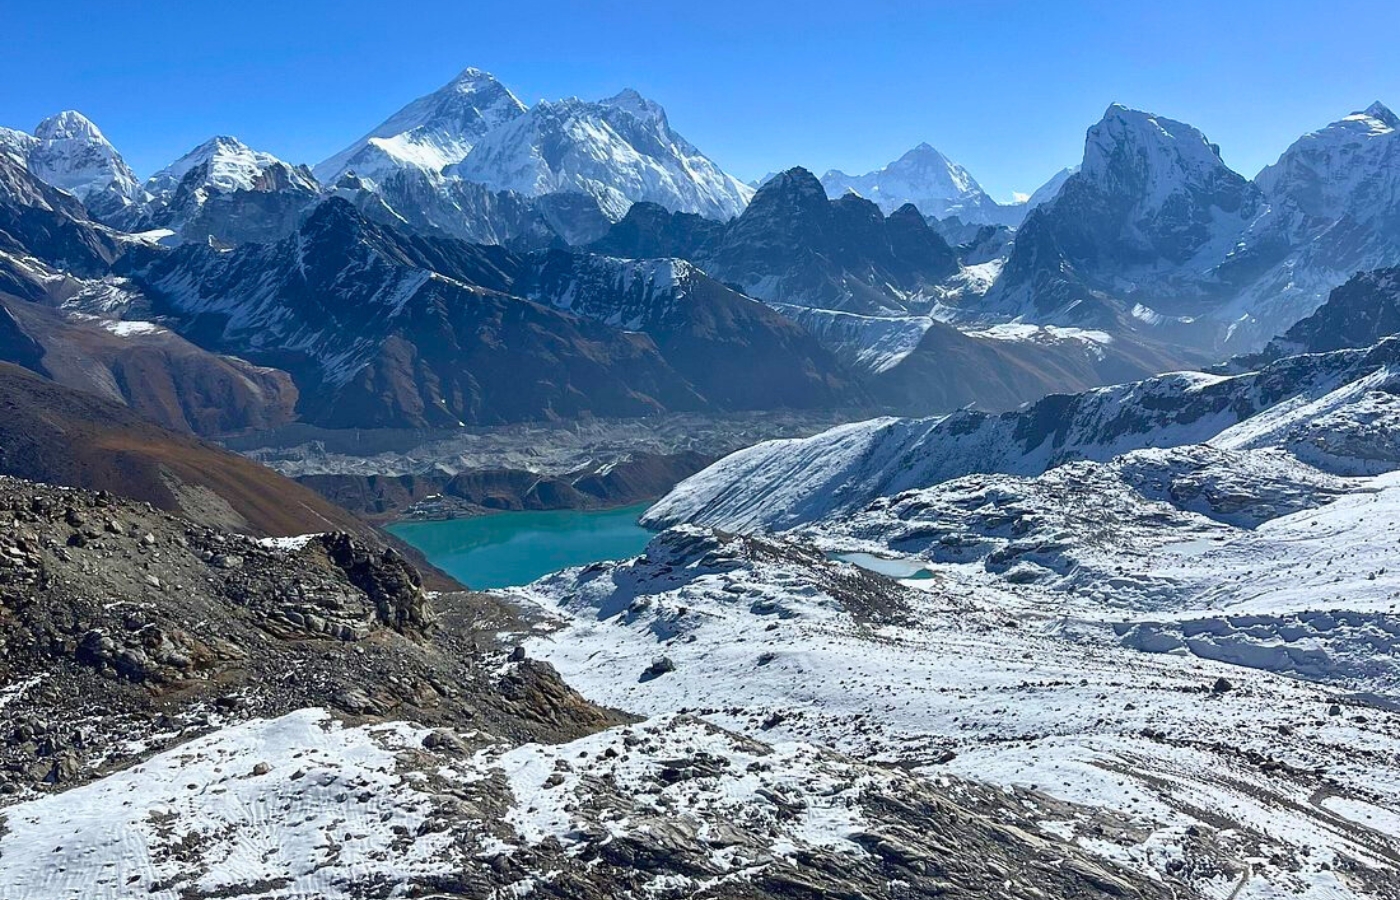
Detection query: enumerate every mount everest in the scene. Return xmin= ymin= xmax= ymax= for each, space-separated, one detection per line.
xmin=3 ymin=54 xmax=1400 ymax=900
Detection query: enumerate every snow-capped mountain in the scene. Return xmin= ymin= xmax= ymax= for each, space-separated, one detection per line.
xmin=982 ymin=104 xmax=1250 ymax=326
xmin=143 ymin=135 xmax=320 ymax=244
xmin=147 ymin=135 xmax=315 ymax=202
xmin=1015 ymin=103 xmax=1263 ymax=299
xmin=1022 ymin=164 xmax=1076 ymax=209
xmin=449 ymin=89 xmax=753 ymax=221
xmin=1255 ymin=101 xmax=1400 ymax=223
xmin=315 ymin=67 xmax=527 ymax=184
xmin=1208 ymin=102 xmax=1400 ymax=347
xmin=311 ymin=70 xmax=752 ymax=245
xmin=985 ymin=102 xmax=1400 ymax=353
xmin=0 ymin=111 xmax=143 ymax=224
xmin=820 ymin=142 xmax=1020 ymax=225
xmin=27 ymin=111 xmax=141 ymax=213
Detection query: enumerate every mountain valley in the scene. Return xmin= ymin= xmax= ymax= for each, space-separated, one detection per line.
xmin=2 ymin=51 xmax=1400 ymax=900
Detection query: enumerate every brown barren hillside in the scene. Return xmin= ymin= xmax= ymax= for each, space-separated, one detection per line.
xmin=0 ymin=360 xmax=373 ymax=539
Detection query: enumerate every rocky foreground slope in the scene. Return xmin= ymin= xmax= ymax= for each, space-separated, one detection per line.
xmin=0 ymin=477 xmax=1184 ymax=899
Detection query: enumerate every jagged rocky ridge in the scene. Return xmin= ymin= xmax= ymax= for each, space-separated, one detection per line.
xmin=588 ymin=168 xmax=1198 ymax=408
xmin=987 ymin=102 xmax=1400 ymax=352
xmin=131 ymin=199 xmax=857 ymax=428
xmin=6 ymin=90 xmax=1400 ymax=437
xmin=1240 ymin=266 xmax=1400 ymax=365
xmin=645 ymin=336 xmax=1400 ymax=531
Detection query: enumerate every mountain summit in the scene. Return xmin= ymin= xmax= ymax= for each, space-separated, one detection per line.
xmin=22 ymin=110 xmax=142 ymax=221
xmin=1255 ymin=100 xmax=1400 ymax=222
xmin=820 ymin=143 xmax=1018 ymax=225
xmin=449 ymin=90 xmax=753 ymax=220
xmin=315 ymin=67 xmax=527 ymax=183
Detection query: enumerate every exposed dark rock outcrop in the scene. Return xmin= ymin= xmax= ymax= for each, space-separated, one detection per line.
xmin=0 ymin=477 xmax=616 ymax=793
xmin=134 ymin=200 xmax=859 ymax=428
xmin=1237 ymin=266 xmax=1400 ymax=367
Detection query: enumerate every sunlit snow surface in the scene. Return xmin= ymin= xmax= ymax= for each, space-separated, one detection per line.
xmin=0 ymin=709 xmax=930 ymax=899
xmin=509 ymin=350 xmax=1400 ymax=898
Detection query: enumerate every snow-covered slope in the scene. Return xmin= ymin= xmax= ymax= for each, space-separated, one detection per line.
xmin=820 ymin=143 xmax=1019 ymax=225
xmin=146 ymin=135 xmax=316 ymax=202
xmin=1 ymin=111 xmax=143 ymax=224
xmin=142 ymin=136 xmax=320 ymax=245
xmin=1244 ymin=266 xmax=1400 ymax=364
xmin=0 ymin=705 xmax=1172 ymax=900
xmin=1256 ymin=101 xmax=1400 ymax=224
xmin=645 ymin=339 xmax=1400 ymax=531
xmin=450 ymin=89 xmax=753 ymax=221
xmin=513 ymin=520 xmax=1400 ymax=900
xmin=1023 ymin=164 xmax=1077 ymax=209
xmin=509 ymin=335 xmax=1400 ymax=899
xmin=0 ymin=127 xmax=37 ymax=165
xmin=314 ymin=67 xmax=526 ymax=184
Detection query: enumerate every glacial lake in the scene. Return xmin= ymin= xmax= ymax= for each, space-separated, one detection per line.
xmin=388 ymin=503 xmax=654 ymax=589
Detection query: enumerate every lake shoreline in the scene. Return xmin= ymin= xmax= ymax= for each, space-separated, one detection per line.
xmin=387 ymin=503 xmax=656 ymax=590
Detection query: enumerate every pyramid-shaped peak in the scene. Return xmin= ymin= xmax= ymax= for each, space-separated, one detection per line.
xmin=447 ymin=67 xmax=509 ymax=92
xmin=601 ymin=88 xmax=668 ymax=124
xmin=762 ymin=166 xmax=824 ymax=192
xmin=1362 ymin=101 xmax=1399 ymax=129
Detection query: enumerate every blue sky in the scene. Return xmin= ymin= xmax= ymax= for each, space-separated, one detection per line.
xmin=3 ymin=0 xmax=1398 ymax=201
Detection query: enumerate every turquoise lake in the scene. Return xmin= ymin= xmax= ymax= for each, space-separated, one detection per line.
xmin=388 ymin=503 xmax=654 ymax=589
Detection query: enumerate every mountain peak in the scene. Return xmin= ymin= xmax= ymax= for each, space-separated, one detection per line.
xmin=1081 ymin=104 xmax=1240 ymax=191
xmin=149 ymin=135 xmax=307 ymax=200
xmin=23 ymin=109 xmax=141 ymax=210
xmin=1363 ymin=101 xmax=1399 ymax=129
xmin=442 ymin=67 xmax=519 ymax=105
xmin=451 ymin=66 xmax=493 ymax=83
xmin=190 ymin=135 xmax=252 ymax=156
xmin=761 ymin=166 xmax=825 ymax=195
xmin=600 ymin=88 xmax=668 ymax=125
xmin=818 ymin=143 xmax=1006 ymax=223
xmin=34 ymin=110 xmax=108 ymax=144
xmin=315 ymin=67 xmax=526 ymax=182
